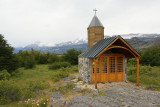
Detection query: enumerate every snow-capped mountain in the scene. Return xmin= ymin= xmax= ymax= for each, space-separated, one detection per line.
xmin=13 ymin=33 xmax=160 ymax=53
xmin=55 ymin=37 xmax=87 ymax=47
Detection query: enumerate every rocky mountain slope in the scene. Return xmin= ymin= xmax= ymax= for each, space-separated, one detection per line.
xmin=14 ymin=34 xmax=160 ymax=54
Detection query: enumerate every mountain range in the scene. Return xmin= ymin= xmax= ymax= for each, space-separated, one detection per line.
xmin=13 ymin=33 xmax=160 ymax=54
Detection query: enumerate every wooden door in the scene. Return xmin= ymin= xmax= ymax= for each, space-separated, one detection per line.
xmin=108 ymin=55 xmax=124 ymax=82
xmin=109 ymin=56 xmax=116 ymax=82
xmin=99 ymin=56 xmax=108 ymax=82
xmin=91 ymin=54 xmax=124 ymax=83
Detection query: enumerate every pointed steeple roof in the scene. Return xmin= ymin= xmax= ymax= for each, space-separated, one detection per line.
xmin=88 ymin=15 xmax=104 ymax=28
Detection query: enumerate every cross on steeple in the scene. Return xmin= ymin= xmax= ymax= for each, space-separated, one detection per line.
xmin=93 ymin=8 xmax=97 ymax=15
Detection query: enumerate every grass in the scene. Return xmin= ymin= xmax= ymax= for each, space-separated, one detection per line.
xmin=11 ymin=64 xmax=78 ymax=88
xmin=1 ymin=64 xmax=160 ymax=106
xmin=0 ymin=64 xmax=78 ymax=106
xmin=127 ymin=65 xmax=160 ymax=91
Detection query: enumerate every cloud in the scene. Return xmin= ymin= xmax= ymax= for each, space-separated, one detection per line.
xmin=0 ymin=0 xmax=160 ymax=47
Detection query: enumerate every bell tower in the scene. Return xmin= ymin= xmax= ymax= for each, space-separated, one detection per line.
xmin=88 ymin=9 xmax=104 ymax=48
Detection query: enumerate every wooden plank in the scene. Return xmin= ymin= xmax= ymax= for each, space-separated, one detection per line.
xmin=94 ymin=58 xmax=98 ymax=89
xmin=91 ymin=59 xmax=93 ymax=83
xmin=107 ymin=46 xmax=137 ymax=58
xmin=136 ymin=57 xmax=139 ymax=86
xmin=99 ymin=58 xmax=101 ymax=82
xmin=115 ymin=56 xmax=117 ymax=81
xmin=107 ymin=56 xmax=110 ymax=82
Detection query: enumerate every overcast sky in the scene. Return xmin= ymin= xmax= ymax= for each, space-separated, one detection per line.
xmin=0 ymin=0 xmax=160 ymax=47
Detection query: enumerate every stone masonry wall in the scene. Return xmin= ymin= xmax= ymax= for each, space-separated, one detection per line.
xmin=78 ymin=57 xmax=91 ymax=83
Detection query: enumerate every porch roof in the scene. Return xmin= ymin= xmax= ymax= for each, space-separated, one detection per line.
xmin=79 ymin=36 xmax=140 ymax=58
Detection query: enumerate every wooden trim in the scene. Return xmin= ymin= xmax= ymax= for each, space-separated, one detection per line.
xmin=99 ymin=58 xmax=101 ymax=82
xmin=136 ymin=57 xmax=139 ymax=86
xmin=107 ymin=46 xmax=137 ymax=58
xmin=96 ymin=38 xmax=119 ymax=58
xmin=96 ymin=36 xmax=140 ymax=58
xmin=94 ymin=58 xmax=98 ymax=89
xmin=91 ymin=58 xmax=93 ymax=83
xmin=107 ymin=53 xmax=124 ymax=56
xmin=107 ymin=56 xmax=110 ymax=82
xmin=118 ymin=37 xmax=141 ymax=57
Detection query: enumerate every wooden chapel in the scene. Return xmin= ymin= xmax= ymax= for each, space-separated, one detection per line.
xmin=78 ymin=11 xmax=140 ymax=89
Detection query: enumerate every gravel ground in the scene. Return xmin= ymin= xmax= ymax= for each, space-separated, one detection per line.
xmin=49 ymin=75 xmax=160 ymax=107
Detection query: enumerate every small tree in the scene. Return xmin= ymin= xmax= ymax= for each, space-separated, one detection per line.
xmin=62 ymin=49 xmax=81 ymax=65
xmin=0 ymin=34 xmax=19 ymax=73
xmin=47 ymin=53 xmax=59 ymax=63
xmin=140 ymin=47 xmax=160 ymax=66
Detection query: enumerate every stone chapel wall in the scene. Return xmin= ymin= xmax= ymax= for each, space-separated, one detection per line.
xmin=78 ymin=57 xmax=91 ymax=83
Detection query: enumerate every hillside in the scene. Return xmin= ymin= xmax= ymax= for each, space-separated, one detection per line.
xmin=14 ymin=34 xmax=160 ymax=53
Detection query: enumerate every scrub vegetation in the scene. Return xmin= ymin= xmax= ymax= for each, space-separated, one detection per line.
xmin=127 ymin=47 xmax=160 ymax=90
xmin=0 ymin=34 xmax=160 ymax=106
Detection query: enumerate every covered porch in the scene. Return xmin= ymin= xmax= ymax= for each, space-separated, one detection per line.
xmin=90 ymin=37 xmax=140 ymax=89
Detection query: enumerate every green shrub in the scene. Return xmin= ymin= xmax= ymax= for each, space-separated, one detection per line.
xmin=127 ymin=58 xmax=136 ymax=66
xmin=27 ymin=80 xmax=50 ymax=92
xmin=47 ymin=54 xmax=59 ymax=63
xmin=51 ymin=69 xmax=69 ymax=82
xmin=11 ymin=69 xmax=23 ymax=77
xmin=58 ymin=83 xmax=75 ymax=94
xmin=140 ymin=47 xmax=160 ymax=66
xmin=48 ymin=61 xmax=71 ymax=70
xmin=0 ymin=70 xmax=11 ymax=80
xmin=21 ymin=88 xmax=34 ymax=99
xmin=127 ymin=75 xmax=136 ymax=83
xmin=139 ymin=65 xmax=152 ymax=74
xmin=24 ymin=55 xmax=36 ymax=69
xmin=127 ymin=65 xmax=152 ymax=76
xmin=62 ymin=49 xmax=81 ymax=65
xmin=127 ymin=67 xmax=136 ymax=75
xmin=70 ymin=65 xmax=78 ymax=72
xmin=50 ymin=66 xmax=79 ymax=82
xmin=38 ymin=54 xmax=48 ymax=64
xmin=0 ymin=80 xmax=21 ymax=104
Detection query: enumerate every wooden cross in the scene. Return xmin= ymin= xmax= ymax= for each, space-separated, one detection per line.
xmin=93 ymin=8 xmax=97 ymax=15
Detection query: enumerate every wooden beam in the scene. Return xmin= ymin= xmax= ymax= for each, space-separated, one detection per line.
xmin=94 ymin=58 xmax=98 ymax=89
xmin=107 ymin=46 xmax=137 ymax=58
xmin=118 ymin=37 xmax=141 ymax=57
xmin=96 ymin=37 xmax=141 ymax=58
xmin=136 ymin=57 xmax=139 ymax=86
xmin=96 ymin=38 xmax=119 ymax=58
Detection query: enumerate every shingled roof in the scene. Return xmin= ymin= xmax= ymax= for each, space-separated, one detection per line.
xmin=88 ymin=15 xmax=104 ymax=28
xmin=79 ymin=36 xmax=117 ymax=58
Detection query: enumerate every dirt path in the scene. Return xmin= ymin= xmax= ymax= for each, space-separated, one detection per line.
xmin=49 ymin=74 xmax=160 ymax=107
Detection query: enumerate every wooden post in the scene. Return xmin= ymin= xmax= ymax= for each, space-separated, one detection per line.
xmin=136 ymin=57 xmax=139 ymax=86
xmin=94 ymin=58 xmax=98 ymax=89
